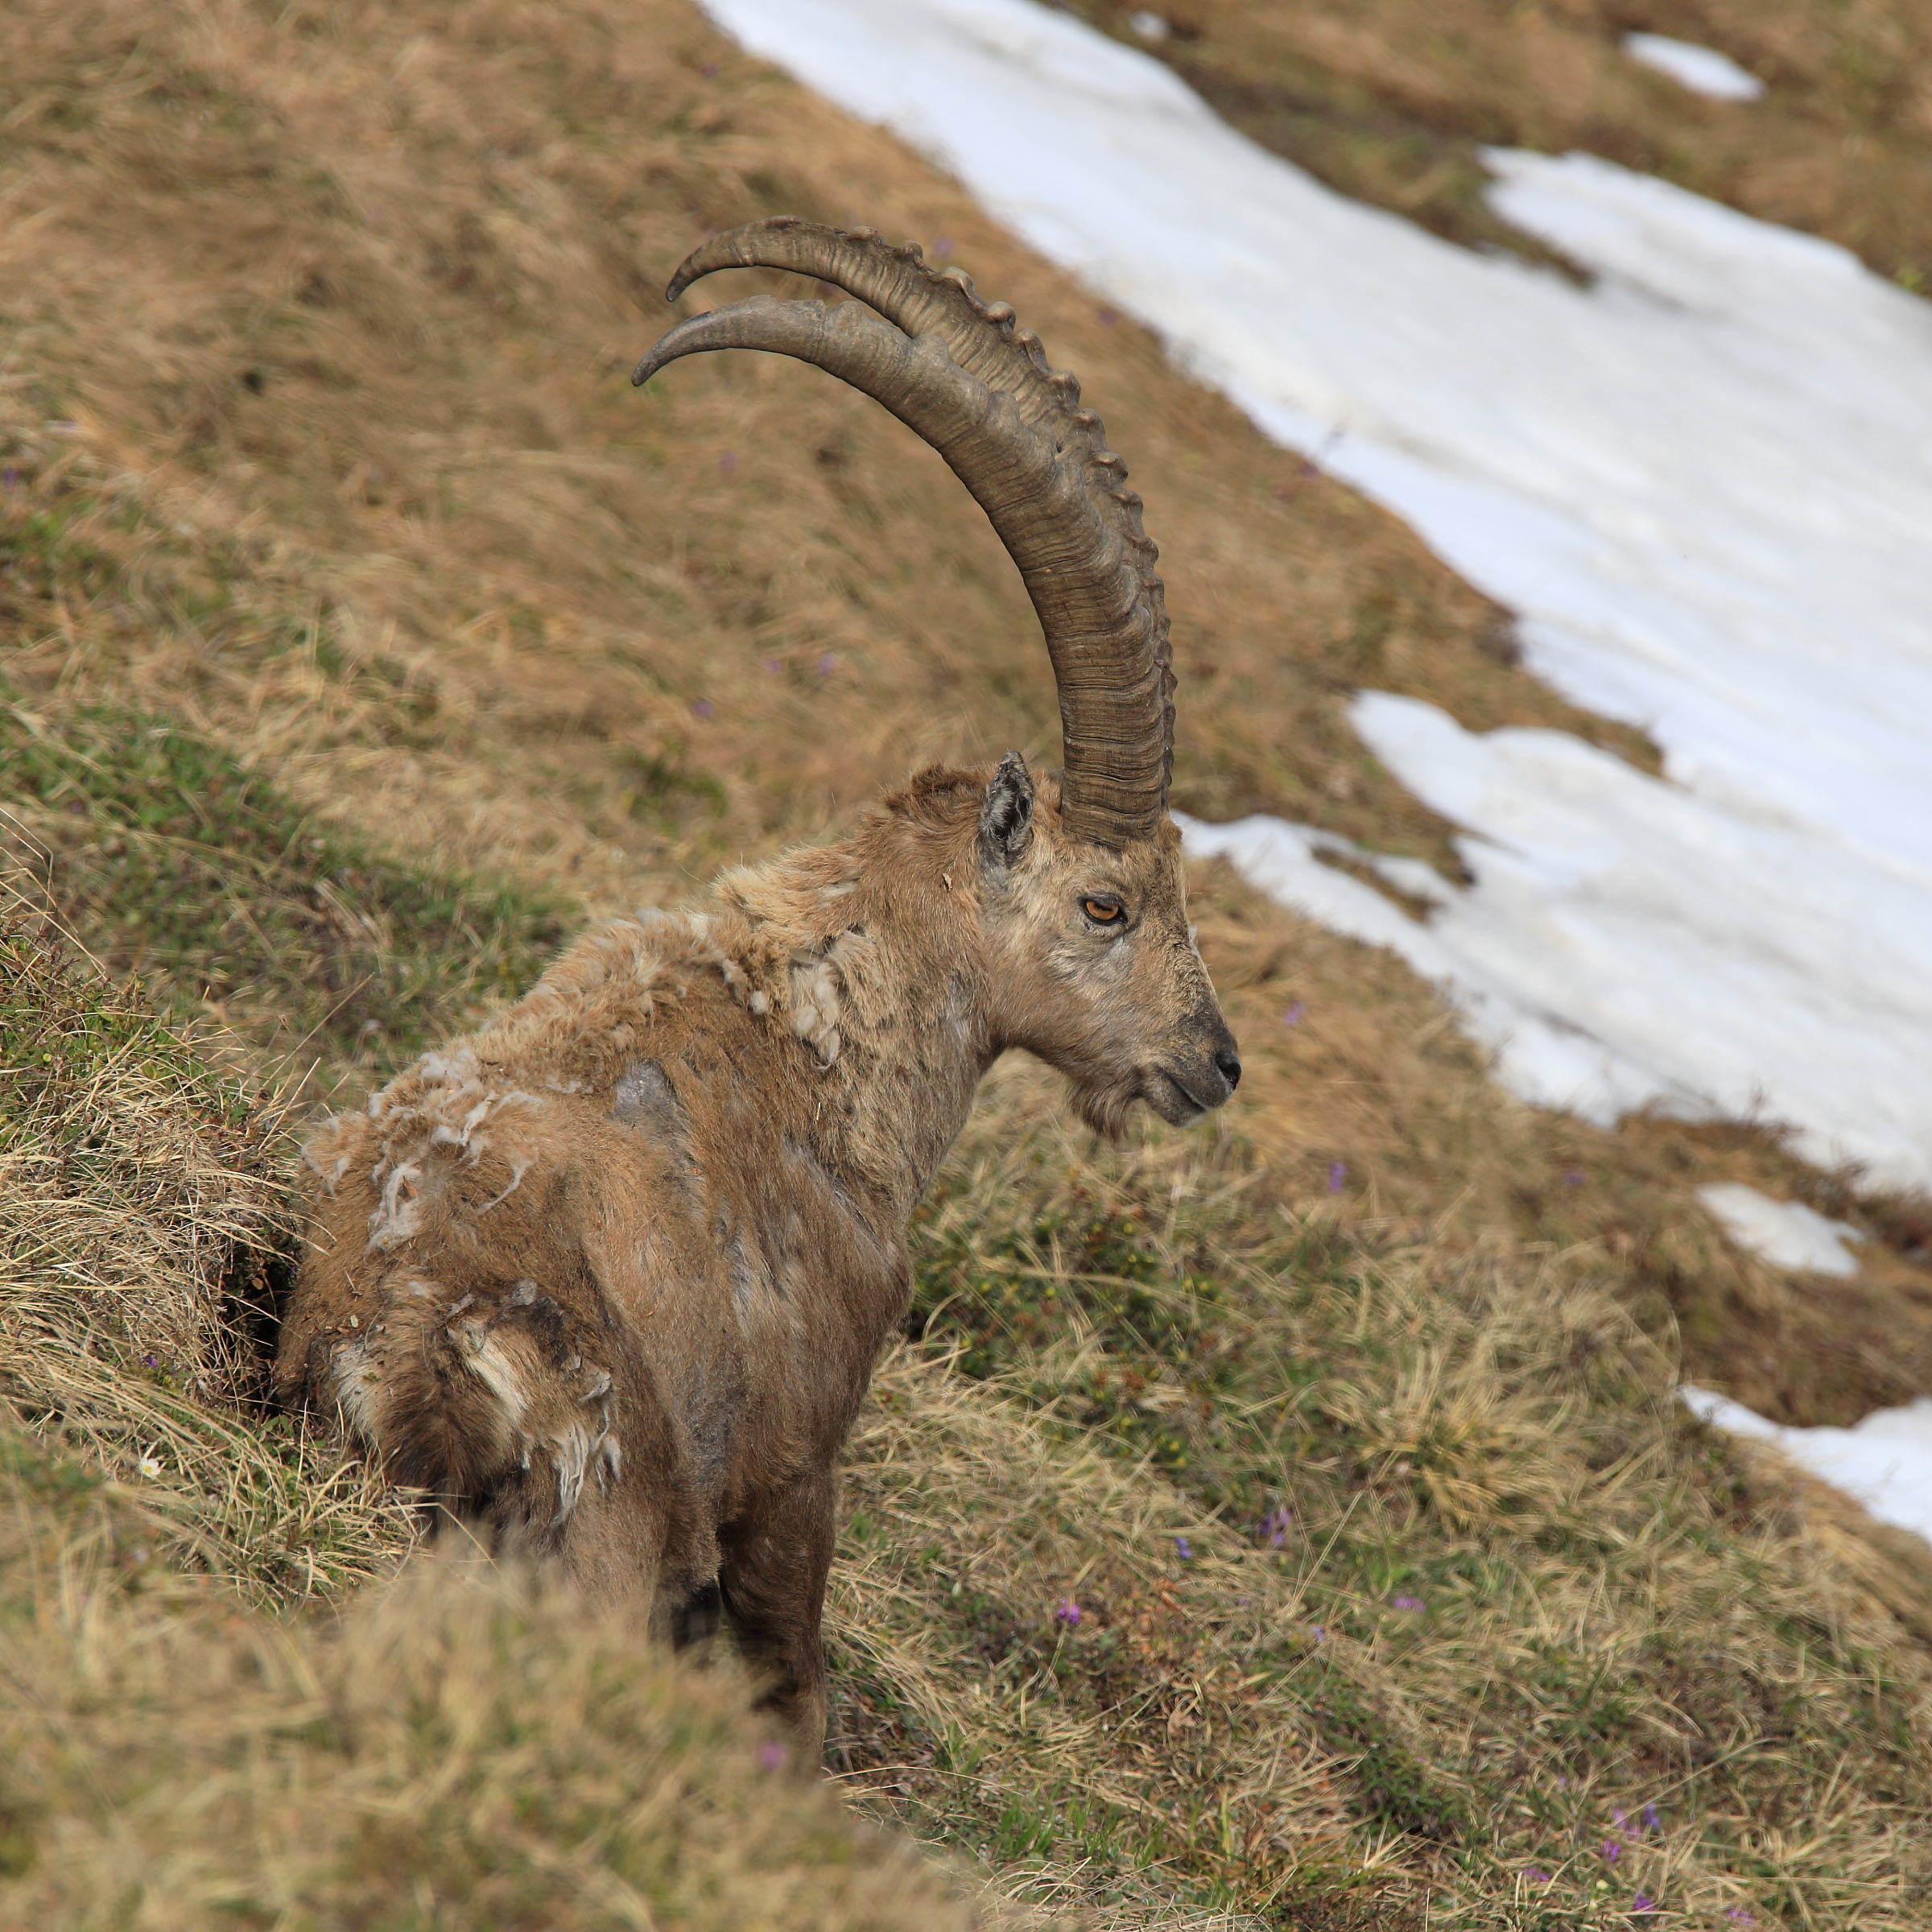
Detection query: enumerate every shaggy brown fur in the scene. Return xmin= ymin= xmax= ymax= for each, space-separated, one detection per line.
xmin=278 ymin=762 xmax=1237 ymax=1757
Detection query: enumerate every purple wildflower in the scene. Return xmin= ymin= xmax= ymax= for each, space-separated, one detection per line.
xmin=1524 ymin=1868 xmax=1551 ymax=1885
xmin=815 ymin=652 xmax=836 ymax=675
xmin=1054 ymin=1597 xmax=1083 ymax=1627
xmin=1556 ymin=1776 xmax=1569 ymax=1789
xmin=1258 ymin=1507 xmax=1291 ymax=1548
xmin=1612 ymin=1808 xmax=1629 ymax=1834
xmin=1563 ymin=1169 xmax=1587 ymax=1186
xmin=691 ymin=698 xmax=715 ymax=718
xmin=1724 ymin=1912 xmax=1755 ymax=1925
xmin=1632 ymin=1895 xmax=1656 ymax=1914
xmin=1282 ymin=1001 xmax=1307 ymax=1027
xmin=1641 ymin=1802 xmax=1661 ymax=1834
xmin=142 ymin=1354 xmax=158 ymax=1368
xmin=1174 ymin=1536 xmax=1192 ymax=1561
xmin=1327 ymin=1160 xmax=1346 ymax=1193
xmin=1393 ymin=1595 xmax=1423 ymax=1612
xmin=1602 ymin=1840 xmax=1621 ymax=1863
xmin=1310 ymin=1624 xmax=1326 ymax=1643
xmin=757 ymin=1740 xmax=786 ymax=1771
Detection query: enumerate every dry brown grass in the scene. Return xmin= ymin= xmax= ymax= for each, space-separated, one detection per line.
xmin=828 ymin=1077 xmax=1932 ymax=1926
xmin=0 ymin=898 xmax=411 ymax=1599
xmin=0 ymin=1456 xmax=990 ymax=1932
xmin=6 ymin=0 xmax=1932 ymax=1922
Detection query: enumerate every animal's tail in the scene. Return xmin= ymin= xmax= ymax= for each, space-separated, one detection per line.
xmin=311 ymin=1270 xmax=621 ymax=1550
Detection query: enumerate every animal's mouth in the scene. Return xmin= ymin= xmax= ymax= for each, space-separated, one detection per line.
xmin=1146 ymin=1043 xmax=1241 ymax=1124
xmin=1145 ymin=1066 xmax=1211 ymax=1125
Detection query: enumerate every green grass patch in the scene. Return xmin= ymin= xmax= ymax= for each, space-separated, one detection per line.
xmin=3 ymin=691 xmax=568 ymax=1088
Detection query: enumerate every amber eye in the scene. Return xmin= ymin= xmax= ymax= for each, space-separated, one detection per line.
xmin=1082 ymin=896 xmax=1125 ymax=925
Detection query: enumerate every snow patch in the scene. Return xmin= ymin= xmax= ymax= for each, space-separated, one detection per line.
xmin=1697 ymin=1183 xmax=1864 ymax=1279
xmin=1624 ymin=32 xmax=1765 ymax=102
xmin=1682 ymin=1387 xmax=1932 ymax=1550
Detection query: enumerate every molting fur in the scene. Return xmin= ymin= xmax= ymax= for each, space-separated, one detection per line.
xmin=277 ymin=221 xmax=1240 ymax=1763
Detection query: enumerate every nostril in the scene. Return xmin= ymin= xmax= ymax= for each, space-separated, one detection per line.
xmin=1215 ymin=1046 xmax=1242 ymax=1092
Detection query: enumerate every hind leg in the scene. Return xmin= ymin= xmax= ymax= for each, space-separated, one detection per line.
xmin=718 ymin=1468 xmax=836 ymax=1766
xmin=547 ymin=1467 xmax=668 ymax=1629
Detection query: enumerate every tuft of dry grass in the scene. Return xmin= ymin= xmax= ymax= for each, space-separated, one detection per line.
xmin=0 ymin=899 xmax=411 ymax=1600
xmin=0 ymin=1440 xmax=989 ymax=1932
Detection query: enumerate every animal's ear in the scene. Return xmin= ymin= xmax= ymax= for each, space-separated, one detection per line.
xmin=978 ymin=751 xmax=1034 ymax=871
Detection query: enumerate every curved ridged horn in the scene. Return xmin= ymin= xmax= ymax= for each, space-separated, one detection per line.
xmin=636 ymin=220 xmax=1173 ymax=848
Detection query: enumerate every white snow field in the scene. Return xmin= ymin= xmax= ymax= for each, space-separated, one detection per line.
xmin=692 ymin=1 xmax=1932 ymax=1530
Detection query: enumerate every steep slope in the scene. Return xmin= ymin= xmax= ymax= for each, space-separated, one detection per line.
xmin=5 ymin=0 xmax=1932 ymax=1926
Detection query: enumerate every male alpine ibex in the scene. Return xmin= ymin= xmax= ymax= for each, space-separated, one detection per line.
xmin=276 ymin=220 xmax=1240 ymax=1761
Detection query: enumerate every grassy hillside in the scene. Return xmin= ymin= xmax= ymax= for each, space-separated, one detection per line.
xmin=6 ymin=0 xmax=1932 ymax=1925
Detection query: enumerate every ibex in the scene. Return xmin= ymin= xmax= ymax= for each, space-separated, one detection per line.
xmin=276 ymin=220 xmax=1241 ymax=1761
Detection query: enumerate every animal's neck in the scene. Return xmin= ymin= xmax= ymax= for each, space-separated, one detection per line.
xmin=824 ymin=919 xmax=994 ymax=1223
xmin=717 ymin=818 xmax=995 ymax=1231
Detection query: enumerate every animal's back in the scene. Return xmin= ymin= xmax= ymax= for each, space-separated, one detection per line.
xmin=277 ymin=909 xmax=906 ymax=1609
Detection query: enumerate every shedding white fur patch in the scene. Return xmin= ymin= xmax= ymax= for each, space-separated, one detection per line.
xmin=303 ymin=1121 xmax=355 ymax=1195
xmin=547 ymin=1367 xmax=623 ymax=1525
xmin=431 ymin=1307 xmax=621 ymax=1529
xmin=329 ymin=1339 xmax=382 ymax=1446
xmin=369 ymin=1160 xmax=427 ymax=1248
xmin=453 ymin=1323 xmax=532 ymax=1431
xmin=363 ymin=1071 xmax=548 ymax=1252
xmin=788 ymin=952 xmax=843 ymax=1066
xmin=548 ymin=1421 xmax=601 ymax=1527
xmin=470 ymin=1154 xmax=534 ymax=1216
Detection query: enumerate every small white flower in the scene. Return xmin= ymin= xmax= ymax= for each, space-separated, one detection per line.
xmin=136 ymin=1453 xmax=163 ymax=1480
